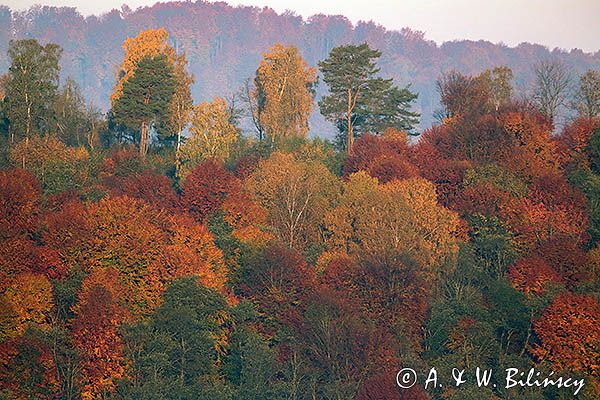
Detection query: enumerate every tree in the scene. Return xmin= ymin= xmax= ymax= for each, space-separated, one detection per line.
xmin=532 ymin=60 xmax=571 ymax=123
xmin=112 ymin=28 xmax=191 ymax=156
xmin=571 ymin=69 xmax=600 ymax=119
xmin=119 ymin=278 xmax=230 ymax=399
xmin=478 ymin=66 xmax=513 ymax=111
xmin=170 ymin=52 xmax=195 ymax=152
xmin=54 ymin=78 xmax=100 ymax=148
xmin=177 ymin=97 xmax=238 ymax=178
xmin=0 ymin=168 xmax=41 ymax=240
xmin=180 ymin=159 xmax=235 ymax=220
xmin=248 ymin=151 xmax=339 ymax=249
xmin=435 ymin=70 xmax=492 ymax=120
xmin=318 ymin=43 xmax=419 ymax=153
xmin=9 ymin=136 xmax=90 ymax=195
xmin=112 ymin=55 xmax=176 ymax=157
xmin=325 ymin=172 xmax=461 ymax=276
xmin=71 ymin=269 xmax=127 ymax=400
xmin=111 ymin=28 xmax=176 ymax=103
xmin=532 ymin=293 xmax=600 ymax=374
xmin=253 ymin=44 xmax=316 ymax=141
xmin=4 ymin=272 xmax=54 ymax=335
xmin=342 ymin=129 xmax=419 ymax=183
xmin=4 ymin=39 xmax=62 ymax=141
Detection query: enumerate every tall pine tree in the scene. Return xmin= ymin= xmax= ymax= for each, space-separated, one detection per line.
xmin=318 ymin=43 xmax=419 ymax=153
xmin=112 ymin=55 xmax=176 ymax=157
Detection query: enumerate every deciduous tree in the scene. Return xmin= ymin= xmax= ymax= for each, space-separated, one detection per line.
xmin=4 ymin=39 xmax=62 ymax=141
xmin=253 ymin=44 xmax=316 ymax=141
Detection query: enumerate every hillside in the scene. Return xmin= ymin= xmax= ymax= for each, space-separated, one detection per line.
xmin=1 ymin=1 xmax=599 ymax=134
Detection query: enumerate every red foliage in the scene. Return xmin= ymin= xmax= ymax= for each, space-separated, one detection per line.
xmin=321 ymin=253 xmax=429 ymax=348
xmin=106 ymin=172 xmax=178 ymax=211
xmin=554 ymin=117 xmax=599 ymax=168
xmin=239 ymin=242 xmax=317 ymax=332
xmin=508 ymin=256 xmax=562 ymax=294
xmin=501 ymin=194 xmax=588 ymax=251
xmin=72 ymin=269 xmax=128 ymax=400
xmin=343 ymin=131 xmax=419 ymax=183
xmin=0 ymin=169 xmax=41 ymax=240
xmin=532 ymin=293 xmax=600 ymax=374
xmin=450 ymin=181 xmax=512 ymax=217
xmin=234 ymin=154 xmax=262 ymax=179
xmin=533 ymin=237 xmax=589 ymax=285
xmin=42 ymin=199 xmax=89 ymax=267
xmin=180 ymin=159 xmax=234 ymax=220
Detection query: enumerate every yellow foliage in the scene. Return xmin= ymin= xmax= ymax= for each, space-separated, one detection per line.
xmin=325 ymin=172 xmax=461 ymax=276
xmin=248 ymin=151 xmax=339 ymax=249
xmin=254 ymin=44 xmax=317 ymax=140
xmin=4 ymin=272 xmax=54 ymax=335
xmin=177 ymin=97 xmax=239 ymax=178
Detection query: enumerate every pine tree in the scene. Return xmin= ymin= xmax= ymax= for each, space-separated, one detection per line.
xmin=318 ymin=43 xmax=419 ymax=153
xmin=112 ymin=55 xmax=176 ymax=157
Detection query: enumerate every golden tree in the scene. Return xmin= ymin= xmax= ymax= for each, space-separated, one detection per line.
xmin=248 ymin=151 xmax=339 ymax=249
xmin=253 ymin=44 xmax=316 ymax=141
xmin=111 ymin=28 xmax=176 ymax=103
xmin=325 ymin=172 xmax=461 ymax=276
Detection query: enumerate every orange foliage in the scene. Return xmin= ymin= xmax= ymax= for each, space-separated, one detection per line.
xmin=4 ymin=272 xmax=54 ymax=336
xmin=163 ymin=213 xmax=229 ymax=294
xmin=0 ymin=169 xmax=41 ymax=240
xmin=72 ymin=271 xmax=127 ymax=400
xmin=532 ymin=293 xmax=600 ymax=374
xmin=221 ymin=184 xmax=272 ymax=246
xmin=555 ymin=117 xmax=599 ymax=168
xmin=500 ymin=112 xmax=559 ymax=180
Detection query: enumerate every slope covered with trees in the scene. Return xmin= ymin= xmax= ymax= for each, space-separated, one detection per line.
xmin=0 ymin=9 xmax=599 ymax=400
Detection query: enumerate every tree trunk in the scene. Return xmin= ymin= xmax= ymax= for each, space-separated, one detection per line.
xmin=346 ymin=88 xmax=354 ymax=154
xmin=139 ymin=121 xmax=148 ymax=158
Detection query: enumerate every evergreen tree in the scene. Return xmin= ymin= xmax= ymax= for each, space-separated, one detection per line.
xmin=318 ymin=43 xmax=419 ymax=153
xmin=112 ymin=55 xmax=176 ymax=157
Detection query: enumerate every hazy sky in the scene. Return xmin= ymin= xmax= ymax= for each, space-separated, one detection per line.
xmin=3 ymin=0 xmax=600 ymax=52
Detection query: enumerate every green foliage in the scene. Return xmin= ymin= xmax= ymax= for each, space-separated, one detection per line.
xmin=318 ymin=43 xmax=419 ymax=151
xmin=112 ymin=55 xmax=176 ymax=148
xmin=119 ymin=278 xmax=230 ymax=399
xmin=4 ymin=39 xmax=62 ymax=139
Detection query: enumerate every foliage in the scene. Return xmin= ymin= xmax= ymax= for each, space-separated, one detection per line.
xmin=177 ymin=97 xmax=239 ymax=178
xmin=4 ymin=39 xmax=62 ymax=139
xmin=253 ymin=44 xmax=316 ymax=141
xmin=319 ymin=43 xmax=419 ymax=152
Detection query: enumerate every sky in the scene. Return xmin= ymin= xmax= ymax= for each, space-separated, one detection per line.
xmin=3 ymin=0 xmax=600 ymax=53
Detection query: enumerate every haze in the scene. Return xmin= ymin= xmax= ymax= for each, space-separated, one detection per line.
xmin=2 ymin=0 xmax=599 ymax=53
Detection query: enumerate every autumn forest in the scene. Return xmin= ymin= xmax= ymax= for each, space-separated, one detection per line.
xmin=0 ymin=4 xmax=600 ymax=400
